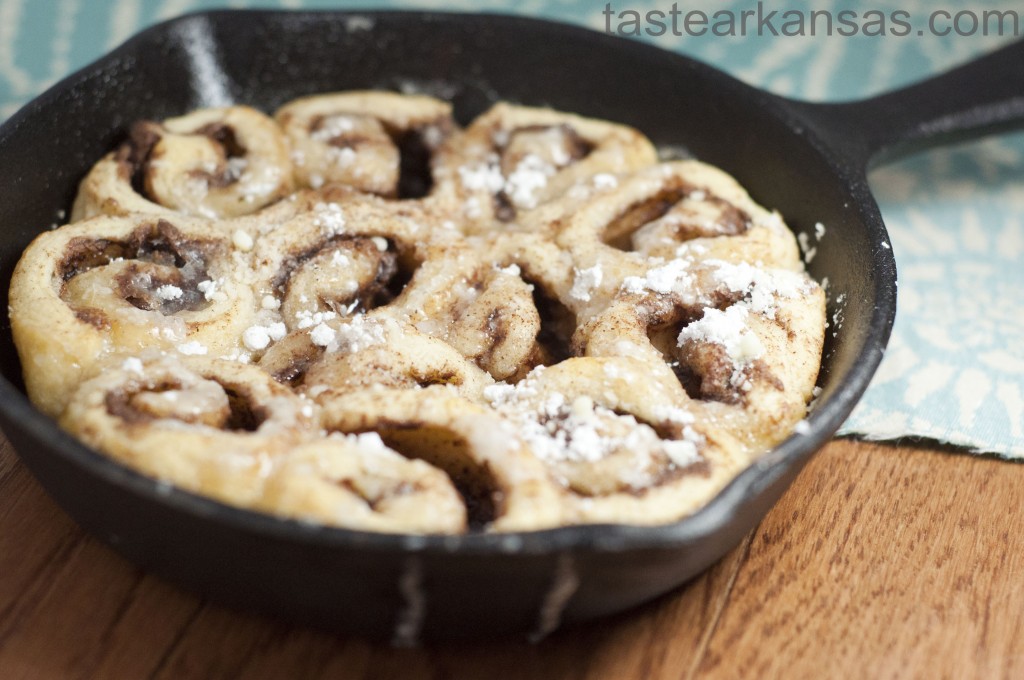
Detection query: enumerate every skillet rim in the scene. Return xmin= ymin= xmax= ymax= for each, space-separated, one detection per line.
xmin=0 ymin=8 xmax=896 ymax=555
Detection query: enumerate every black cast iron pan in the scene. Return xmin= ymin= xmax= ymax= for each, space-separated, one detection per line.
xmin=0 ymin=11 xmax=1021 ymax=642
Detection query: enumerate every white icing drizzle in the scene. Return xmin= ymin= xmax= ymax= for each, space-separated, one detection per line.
xmin=391 ymin=556 xmax=426 ymax=648
xmin=528 ymin=553 xmax=579 ymax=643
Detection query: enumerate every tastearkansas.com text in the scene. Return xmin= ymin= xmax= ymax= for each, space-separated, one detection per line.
xmin=602 ymin=3 xmax=1021 ymax=38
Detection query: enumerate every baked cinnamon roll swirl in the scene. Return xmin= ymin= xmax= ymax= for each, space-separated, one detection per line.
xmin=301 ymin=327 xmax=494 ymax=402
xmin=555 ymin=161 xmax=801 ymax=270
xmin=10 ymin=215 xmax=256 ymax=415
xmin=251 ymin=199 xmax=420 ymax=335
xmin=580 ymin=258 xmax=825 ymax=452
xmin=71 ymin=106 xmax=293 ymax=220
xmin=432 ymin=103 xmax=656 ymax=228
xmin=276 ymin=91 xmax=455 ymax=199
xmin=319 ymin=388 xmax=565 ymax=532
xmin=60 ymin=355 xmax=315 ymax=506
xmin=484 ymin=357 xmax=746 ymax=525
xmin=257 ymin=436 xmax=467 ymax=534
xmin=392 ymin=241 xmax=550 ymax=381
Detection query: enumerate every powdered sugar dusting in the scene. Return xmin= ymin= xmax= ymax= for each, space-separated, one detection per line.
xmin=678 ymin=306 xmax=764 ymax=365
xmin=154 ymin=284 xmax=183 ymax=301
xmin=622 ymin=258 xmax=695 ymax=298
xmin=308 ymin=315 xmax=388 ymax=353
xmin=710 ymin=260 xmax=810 ymax=319
xmin=458 ymin=161 xmax=504 ymax=193
xmin=457 ymin=152 xmax=560 ymax=212
xmin=495 ymin=263 xmax=522 ymax=277
xmin=312 ymin=202 xmax=346 ymax=235
xmin=232 ymin=229 xmax=254 ymax=252
xmin=309 ymin=323 xmax=336 ymax=348
xmin=295 ymin=309 xmax=337 ymax=330
xmin=121 ymin=357 xmax=144 ymax=375
xmin=176 ymin=341 xmax=208 ymax=356
xmin=569 ymin=263 xmax=603 ymax=302
xmin=311 ymin=115 xmax=355 ymax=142
xmin=197 ymin=278 xmax=224 ymax=302
xmin=504 ymin=154 xmax=554 ymax=209
xmin=242 ymin=322 xmax=287 ymax=351
xmin=484 ymin=371 xmax=703 ymax=470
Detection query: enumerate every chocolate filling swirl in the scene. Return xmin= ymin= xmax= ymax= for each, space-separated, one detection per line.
xmin=60 ymin=219 xmax=219 ymax=315
xmin=602 ymin=179 xmax=752 ymax=251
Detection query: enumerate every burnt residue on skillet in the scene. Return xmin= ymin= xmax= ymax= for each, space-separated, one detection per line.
xmin=2 ymin=10 xmax=1018 ymax=641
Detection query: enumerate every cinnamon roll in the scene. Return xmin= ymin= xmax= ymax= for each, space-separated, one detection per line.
xmin=319 ymin=388 xmax=565 ymax=532
xmin=393 ymin=241 xmax=553 ymax=381
xmin=554 ymin=161 xmax=801 ymax=270
xmin=251 ymin=198 xmax=420 ymax=330
xmin=484 ymin=357 xmax=747 ymax=525
xmin=71 ymin=106 xmax=293 ymax=220
xmin=300 ymin=326 xmax=494 ymax=402
xmin=60 ymin=355 xmax=315 ymax=507
xmin=432 ymin=103 xmax=657 ymax=228
xmin=275 ymin=91 xmax=454 ymax=199
xmin=257 ymin=436 xmax=467 ymax=534
xmin=579 ymin=258 xmax=825 ymax=452
xmin=10 ymin=215 xmax=256 ymax=415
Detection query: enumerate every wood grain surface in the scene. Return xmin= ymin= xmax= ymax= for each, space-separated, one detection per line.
xmin=0 ymin=434 xmax=1021 ymax=680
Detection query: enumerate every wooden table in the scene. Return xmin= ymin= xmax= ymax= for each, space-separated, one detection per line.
xmin=1 ymin=434 xmax=1021 ymax=679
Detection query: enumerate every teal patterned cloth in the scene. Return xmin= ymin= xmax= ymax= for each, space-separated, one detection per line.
xmin=2 ymin=0 xmax=1021 ymax=456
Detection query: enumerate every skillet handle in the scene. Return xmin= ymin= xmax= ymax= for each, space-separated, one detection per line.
xmin=791 ymin=38 xmax=1024 ymax=169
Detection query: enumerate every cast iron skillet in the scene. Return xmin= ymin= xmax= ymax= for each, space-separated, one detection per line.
xmin=0 ymin=11 xmax=1021 ymax=642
